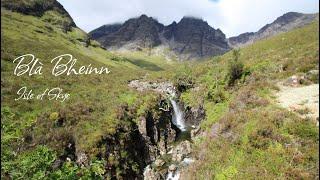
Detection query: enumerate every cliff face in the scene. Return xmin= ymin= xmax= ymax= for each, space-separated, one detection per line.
xmin=89 ymin=15 xmax=230 ymax=59
xmin=95 ymin=15 xmax=164 ymax=50
xmin=228 ymin=12 xmax=318 ymax=48
xmin=163 ymin=17 xmax=230 ymax=59
xmin=89 ymin=24 xmax=122 ymax=42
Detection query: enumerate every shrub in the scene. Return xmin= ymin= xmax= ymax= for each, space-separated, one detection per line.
xmin=174 ymin=65 xmax=194 ymax=92
xmin=207 ymin=86 xmax=227 ymax=103
xmin=227 ymin=49 xmax=244 ymax=86
xmin=2 ymin=145 xmax=56 ymax=179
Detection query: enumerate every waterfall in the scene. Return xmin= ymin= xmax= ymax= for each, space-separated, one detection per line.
xmin=166 ymin=171 xmax=180 ymax=180
xmin=170 ymin=99 xmax=187 ymax=131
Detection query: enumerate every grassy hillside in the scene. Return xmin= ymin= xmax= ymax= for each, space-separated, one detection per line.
xmin=180 ymin=21 xmax=319 ymax=179
xmin=1 ymin=9 xmax=178 ymax=179
xmin=1 ymin=4 xmax=319 ymax=179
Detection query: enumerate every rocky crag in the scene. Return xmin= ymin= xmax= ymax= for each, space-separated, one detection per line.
xmin=89 ymin=15 xmax=230 ymax=60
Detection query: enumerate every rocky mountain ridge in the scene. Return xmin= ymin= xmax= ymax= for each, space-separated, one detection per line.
xmin=228 ymin=12 xmax=318 ymax=48
xmin=89 ymin=15 xmax=230 ymax=59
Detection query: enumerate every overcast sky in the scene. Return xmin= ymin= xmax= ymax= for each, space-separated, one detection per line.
xmin=57 ymin=0 xmax=319 ymax=37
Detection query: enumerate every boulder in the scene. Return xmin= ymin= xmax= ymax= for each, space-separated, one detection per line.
xmin=154 ymin=159 xmax=165 ymax=167
xmin=168 ymin=164 xmax=177 ymax=172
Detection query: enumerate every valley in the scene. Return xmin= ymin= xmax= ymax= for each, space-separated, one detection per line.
xmin=1 ymin=0 xmax=319 ymax=179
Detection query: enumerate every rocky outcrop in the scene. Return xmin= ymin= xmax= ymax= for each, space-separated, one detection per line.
xmin=92 ymin=98 xmax=178 ymax=179
xmin=128 ymin=80 xmax=176 ymax=96
xmin=228 ymin=12 xmax=318 ymax=48
xmin=171 ymin=140 xmax=192 ymax=162
xmin=163 ymin=17 xmax=230 ymax=59
xmin=138 ymin=109 xmax=177 ymax=161
xmin=184 ymin=105 xmax=206 ymax=126
xmin=1 ymin=0 xmax=76 ymax=30
xmin=91 ymin=15 xmax=164 ymax=50
xmin=283 ymin=70 xmax=319 ymax=87
xmin=128 ymin=80 xmax=204 ymax=179
xmin=89 ymin=24 xmax=122 ymax=42
xmin=89 ymin=15 xmax=230 ymax=59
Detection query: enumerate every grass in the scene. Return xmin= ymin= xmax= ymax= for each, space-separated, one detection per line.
xmin=1 ymin=6 xmax=319 ymax=180
xmin=181 ymin=21 xmax=319 ymax=179
xmin=1 ymin=9 xmax=177 ymax=178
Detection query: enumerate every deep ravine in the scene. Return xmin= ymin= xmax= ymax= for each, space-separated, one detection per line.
xmin=128 ymin=80 xmax=203 ymax=180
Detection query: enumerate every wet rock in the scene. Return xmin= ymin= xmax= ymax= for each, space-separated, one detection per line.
xmin=168 ymin=164 xmax=177 ymax=172
xmin=172 ymin=141 xmax=192 ymax=162
xmin=185 ymin=105 xmax=205 ymax=126
xmin=182 ymin=158 xmax=195 ymax=166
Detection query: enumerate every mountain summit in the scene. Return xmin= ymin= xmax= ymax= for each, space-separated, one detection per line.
xmin=89 ymin=15 xmax=230 ymax=59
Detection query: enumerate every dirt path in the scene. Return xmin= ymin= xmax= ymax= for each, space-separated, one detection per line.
xmin=276 ymin=83 xmax=319 ymax=125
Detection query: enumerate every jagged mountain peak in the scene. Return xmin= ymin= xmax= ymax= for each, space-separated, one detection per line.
xmin=89 ymin=15 xmax=230 ymax=59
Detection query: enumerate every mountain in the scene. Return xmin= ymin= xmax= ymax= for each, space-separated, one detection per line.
xmin=228 ymin=12 xmax=318 ymax=48
xmin=90 ymin=15 xmax=164 ymax=50
xmin=89 ymin=15 xmax=230 ymax=59
xmin=89 ymin=23 xmax=122 ymax=42
xmin=1 ymin=0 xmax=76 ymax=30
xmin=2 ymin=0 xmax=319 ymax=179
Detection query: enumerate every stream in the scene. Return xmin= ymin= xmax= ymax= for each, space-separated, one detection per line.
xmin=128 ymin=80 xmax=194 ymax=180
xmin=170 ymin=99 xmax=187 ymax=132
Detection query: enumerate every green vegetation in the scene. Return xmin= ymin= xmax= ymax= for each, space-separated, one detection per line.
xmin=1 ymin=4 xmax=319 ymax=179
xmin=1 ymin=9 xmax=176 ymax=178
xmin=182 ymin=21 xmax=319 ymax=179
xmin=227 ymin=49 xmax=245 ymax=86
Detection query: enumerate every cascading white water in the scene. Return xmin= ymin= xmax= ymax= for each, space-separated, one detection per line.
xmin=170 ymin=99 xmax=186 ymax=131
xmin=166 ymin=171 xmax=180 ymax=180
